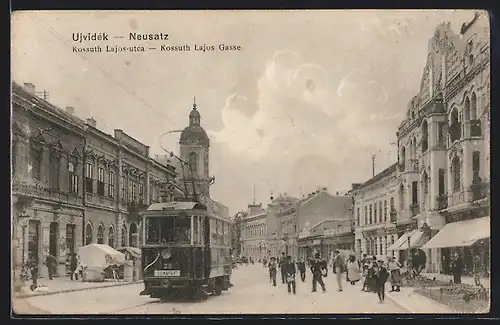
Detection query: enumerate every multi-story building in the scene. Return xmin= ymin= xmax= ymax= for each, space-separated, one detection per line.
xmin=11 ymin=81 xmax=183 ymax=279
xmin=393 ymin=12 xmax=490 ymax=274
xmin=240 ymin=203 xmax=267 ymax=260
xmin=351 ymin=164 xmax=401 ymax=261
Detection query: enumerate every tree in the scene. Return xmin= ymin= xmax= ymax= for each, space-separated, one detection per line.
xmin=231 ymin=211 xmax=245 ymax=256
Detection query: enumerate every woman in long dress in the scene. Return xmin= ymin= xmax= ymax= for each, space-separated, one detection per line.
xmin=387 ymin=256 xmax=402 ymax=292
xmin=346 ymin=255 xmax=361 ymax=285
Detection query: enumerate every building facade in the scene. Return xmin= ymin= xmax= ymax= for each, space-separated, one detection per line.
xmin=351 ymin=163 xmax=401 ymax=261
xmin=394 ymin=12 xmax=490 ymax=274
xmin=240 ymin=203 xmax=268 ymax=260
xmin=12 ymin=81 xmax=182 ymax=279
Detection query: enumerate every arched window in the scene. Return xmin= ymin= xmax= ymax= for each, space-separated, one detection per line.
xmin=97 ymin=224 xmax=105 ymax=244
xmin=85 ymin=222 xmax=93 ymax=245
xmin=452 ymin=156 xmax=461 ymax=193
xmin=121 ymin=225 xmax=127 ymax=247
xmin=449 ymin=108 xmax=460 ymax=143
xmin=108 ymin=225 xmax=115 ymax=248
xmin=129 ymin=223 xmax=138 ymax=247
xmin=464 ymin=97 xmax=471 ymax=122
xmin=421 ymin=120 xmax=429 ymax=152
xmin=400 ymin=146 xmax=406 ymax=170
xmin=189 ymin=152 xmax=197 ymax=175
xmin=470 ymin=93 xmax=481 ymax=136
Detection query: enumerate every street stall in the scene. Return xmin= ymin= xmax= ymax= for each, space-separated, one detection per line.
xmin=78 ymin=244 xmax=125 ymax=282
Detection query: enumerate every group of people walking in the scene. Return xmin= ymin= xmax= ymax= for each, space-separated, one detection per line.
xmin=261 ymin=251 xmax=404 ymax=304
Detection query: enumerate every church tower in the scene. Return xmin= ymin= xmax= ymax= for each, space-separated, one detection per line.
xmin=178 ymin=98 xmax=211 ymax=200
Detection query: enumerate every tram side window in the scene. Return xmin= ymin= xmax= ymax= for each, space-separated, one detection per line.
xmin=146 ymin=217 xmax=174 ymax=244
xmin=192 ymin=216 xmax=199 ymax=245
xmin=210 ymin=218 xmax=217 ymax=244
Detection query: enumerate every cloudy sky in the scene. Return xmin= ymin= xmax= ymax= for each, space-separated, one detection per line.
xmin=12 ymin=10 xmax=477 ymax=214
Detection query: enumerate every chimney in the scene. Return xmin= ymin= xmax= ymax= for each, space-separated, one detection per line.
xmin=66 ymin=106 xmax=75 ymax=115
xmin=86 ymin=117 xmax=97 ymax=127
xmin=23 ymin=83 xmax=35 ymax=94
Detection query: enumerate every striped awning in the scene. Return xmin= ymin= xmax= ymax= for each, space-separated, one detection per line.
xmin=422 ymin=217 xmax=490 ymax=249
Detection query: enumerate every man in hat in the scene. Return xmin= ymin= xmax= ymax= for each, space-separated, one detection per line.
xmin=311 ymin=252 xmax=327 ymax=292
xmin=278 ymin=252 xmax=287 ymax=284
xmin=332 ymin=249 xmax=345 ymax=292
xmin=283 ymin=255 xmax=297 ymax=294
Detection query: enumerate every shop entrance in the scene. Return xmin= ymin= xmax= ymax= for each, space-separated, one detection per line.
xmin=28 ymin=220 xmax=41 ymax=265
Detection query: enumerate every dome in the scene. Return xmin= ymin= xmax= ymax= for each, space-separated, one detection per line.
xmin=179 ymin=125 xmax=210 ymax=146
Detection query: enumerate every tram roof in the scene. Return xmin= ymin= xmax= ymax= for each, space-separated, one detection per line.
xmin=147 ymin=201 xmax=207 ymax=211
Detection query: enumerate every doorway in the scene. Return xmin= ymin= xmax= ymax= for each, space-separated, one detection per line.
xmin=66 ymin=224 xmax=76 ymax=274
xmin=28 ymin=220 xmax=41 ymax=266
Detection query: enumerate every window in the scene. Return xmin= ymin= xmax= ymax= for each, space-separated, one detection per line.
xmin=421 ymin=120 xmax=429 ymax=152
xmin=108 ymin=226 xmax=115 ymax=248
xmin=97 ymin=168 xmax=105 ymax=196
xmin=145 ymin=216 xmax=191 ymax=244
xmin=132 ymin=182 xmax=137 ymax=202
xmin=189 ymin=152 xmax=197 ymax=175
xmin=472 ymin=151 xmax=481 ymax=180
xmin=108 ymin=171 xmax=115 ymax=198
xmin=139 ymin=183 xmax=144 ymax=204
xmin=437 ymin=122 xmax=445 ymax=146
xmin=49 ymin=155 xmax=61 ymax=190
xmin=373 ymin=204 xmax=377 ymax=223
xmin=85 ymin=223 xmax=93 ymax=245
xmin=97 ymin=224 xmax=104 ymax=244
xmin=411 ymin=181 xmax=418 ymax=205
xmin=438 ymin=169 xmax=445 ymax=196
xmin=383 ymin=200 xmax=387 ymax=222
xmin=364 ymin=206 xmax=368 ymax=225
xmin=379 ymin=202 xmax=383 ymax=223
xmin=68 ymin=162 xmax=79 ymax=193
xmin=85 ymin=163 xmax=93 ymax=193
xmin=121 ymin=225 xmax=127 ymax=247
xmin=356 ymin=208 xmax=360 ymax=226
xmin=129 ymin=223 xmax=138 ymax=247
xmin=30 ymin=148 xmax=42 ymax=181
xmin=369 ymin=205 xmax=373 ymax=224
xmin=452 ymin=157 xmax=461 ymax=192
xmin=121 ymin=176 xmax=127 ymax=202
xmin=390 ymin=197 xmax=396 ymax=222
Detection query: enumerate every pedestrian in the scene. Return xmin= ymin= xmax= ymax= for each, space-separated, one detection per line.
xmin=268 ymin=257 xmax=277 ymax=286
xmin=311 ymin=252 xmax=327 ymax=293
xmin=332 ymin=249 xmax=345 ymax=292
xmin=362 ymin=257 xmax=375 ymax=292
xmin=373 ymin=261 xmax=390 ymax=303
xmin=45 ymin=253 xmax=57 ymax=280
xmin=27 ymin=252 xmax=38 ymax=291
xmin=450 ymin=252 xmax=464 ymax=284
xmin=284 ymin=255 xmax=297 ymax=295
xmin=346 ymin=255 xmax=362 ymax=285
xmin=70 ymin=253 xmax=79 ymax=281
xmin=279 ymin=252 xmax=287 ymax=284
xmin=297 ymin=258 xmax=306 ymax=282
xmin=387 ymin=256 xmax=402 ymax=292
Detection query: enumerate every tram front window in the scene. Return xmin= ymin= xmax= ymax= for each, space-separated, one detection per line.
xmin=146 ymin=216 xmax=191 ymax=244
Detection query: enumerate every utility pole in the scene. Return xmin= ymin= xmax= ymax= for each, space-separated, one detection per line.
xmin=372 ymin=154 xmax=376 ymax=178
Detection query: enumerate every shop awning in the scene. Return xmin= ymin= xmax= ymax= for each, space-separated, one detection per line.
xmin=387 ymin=229 xmax=426 ymax=251
xmin=422 ymin=216 xmax=490 ymax=249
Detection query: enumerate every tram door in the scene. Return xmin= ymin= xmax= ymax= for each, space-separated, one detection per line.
xmin=28 ymin=220 xmax=40 ymax=266
xmin=203 ymin=216 xmax=211 ymax=279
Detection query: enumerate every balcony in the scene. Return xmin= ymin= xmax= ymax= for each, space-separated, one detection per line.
xmin=471 ymin=181 xmax=489 ymax=202
xmin=470 ymin=120 xmax=482 ymax=137
xmin=408 ymin=159 xmax=419 ymax=173
xmin=437 ymin=194 xmax=448 ymax=210
xmin=449 ymin=191 xmax=466 ymax=207
xmin=410 ymin=203 xmax=420 ymax=217
xmin=85 ymin=192 xmax=117 ymax=209
xmin=12 ymin=181 xmax=83 ymax=206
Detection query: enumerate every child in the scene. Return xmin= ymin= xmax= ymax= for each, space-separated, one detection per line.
xmin=373 ymin=261 xmax=390 ymax=303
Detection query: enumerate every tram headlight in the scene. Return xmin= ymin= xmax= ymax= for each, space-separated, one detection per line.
xmin=161 ymin=248 xmax=172 ymax=260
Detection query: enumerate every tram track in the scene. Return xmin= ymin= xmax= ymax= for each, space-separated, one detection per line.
xmin=109 ymin=267 xmax=265 ymax=314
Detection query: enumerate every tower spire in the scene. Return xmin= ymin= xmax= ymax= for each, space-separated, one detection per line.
xmin=193 ymin=96 xmax=197 ymax=109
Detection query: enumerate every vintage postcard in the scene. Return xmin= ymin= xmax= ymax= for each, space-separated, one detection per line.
xmin=11 ymin=10 xmax=490 ymax=315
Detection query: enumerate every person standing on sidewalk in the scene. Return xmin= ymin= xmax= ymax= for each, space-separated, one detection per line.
xmin=387 ymin=256 xmax=402 ymax=292
xmin=268 ymin=257 xmax=277 ymax=287
xmin=278 ymin=252 xmax=287 ymax=284
xmin=27 ymin=252 xmax=38 ymax=291
xmin=373 ymin=261 xmax=390 ymax=304
xmin=284 ymin=255 xmax=297 ymax=295
xmin=450 ymin=252 xmax=464 ymax=284
xmin=311 ymin=253 xmax=327 ymax=293
xmin=346 ymin=255 xmax=361 ymax=285
xmin=70 ymin=253 xmax=79 ymax=281
xmin=45 ymin=253 xmax=57 ymax=280
xmin=332 ymin=250 xmax=345 ymax=292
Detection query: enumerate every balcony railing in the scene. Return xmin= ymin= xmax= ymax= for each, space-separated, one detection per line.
xmin=470 ymin=120 xmax=482 ymax=137
xmin=410 ymin=203 xmax=420 ymax=217
xmin=12 ymin=181 xmax=83 ymax=206
xmin=437 ymin=194 xmax=448 ymax=210
xmin=449 ymin=191 xmax=466 ymax=206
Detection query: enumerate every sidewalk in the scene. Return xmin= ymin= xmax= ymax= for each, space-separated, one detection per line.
xmin=14 ymin=276 xmax=142 ymax=299
xmin=385 ymin=284 xmax=456 ymax=314
xmin=420 ymin=272 xmax=490 ymax=289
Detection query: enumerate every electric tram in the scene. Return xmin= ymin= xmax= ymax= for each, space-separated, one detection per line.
xmin=139 ymin=200 xmax=233 ymax=300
